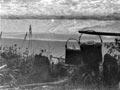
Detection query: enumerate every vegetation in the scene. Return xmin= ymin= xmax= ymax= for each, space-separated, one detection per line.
xmin=0 ymin=44 xmax=66 ymax=88
xmin=0 ymin=42 xmax=120 ymax=90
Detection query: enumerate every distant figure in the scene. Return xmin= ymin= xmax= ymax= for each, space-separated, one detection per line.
xmin=13 ymin=44 xmax=18 ymax=54
xmin=39 ymin=49 xmax=47 ymax=56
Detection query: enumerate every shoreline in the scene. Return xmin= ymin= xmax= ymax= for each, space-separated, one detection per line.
xmin=0 ymin=37 xmax=115 ymax=43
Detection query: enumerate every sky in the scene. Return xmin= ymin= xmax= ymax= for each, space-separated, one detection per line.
xmin=0 ymin=0 xmax=120 ymax=34
xmin=0 ymin=0 xmax=120 ymax=17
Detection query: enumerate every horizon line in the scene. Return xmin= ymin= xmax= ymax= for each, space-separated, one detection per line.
xmin=1 ymin=14 xmax=120 ymax=20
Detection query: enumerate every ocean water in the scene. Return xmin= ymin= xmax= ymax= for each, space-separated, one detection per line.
xmin=0 ymin=38 xmax=66 ymax=57
xmin=0 ymin=37 xmax=117 ymax=58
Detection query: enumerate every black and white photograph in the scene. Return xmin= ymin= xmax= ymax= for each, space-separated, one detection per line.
xmin=0 ymin=0 xmax=120 ymax=90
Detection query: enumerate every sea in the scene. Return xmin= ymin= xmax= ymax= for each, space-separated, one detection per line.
xmin=0 ymin=32 xmax=116 ymax=58
xmin=0 ymin=38 xmax=66 ymax=58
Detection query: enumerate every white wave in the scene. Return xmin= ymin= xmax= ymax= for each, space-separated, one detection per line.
xmin=2 ymin=36 xmax=67 ymax=42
